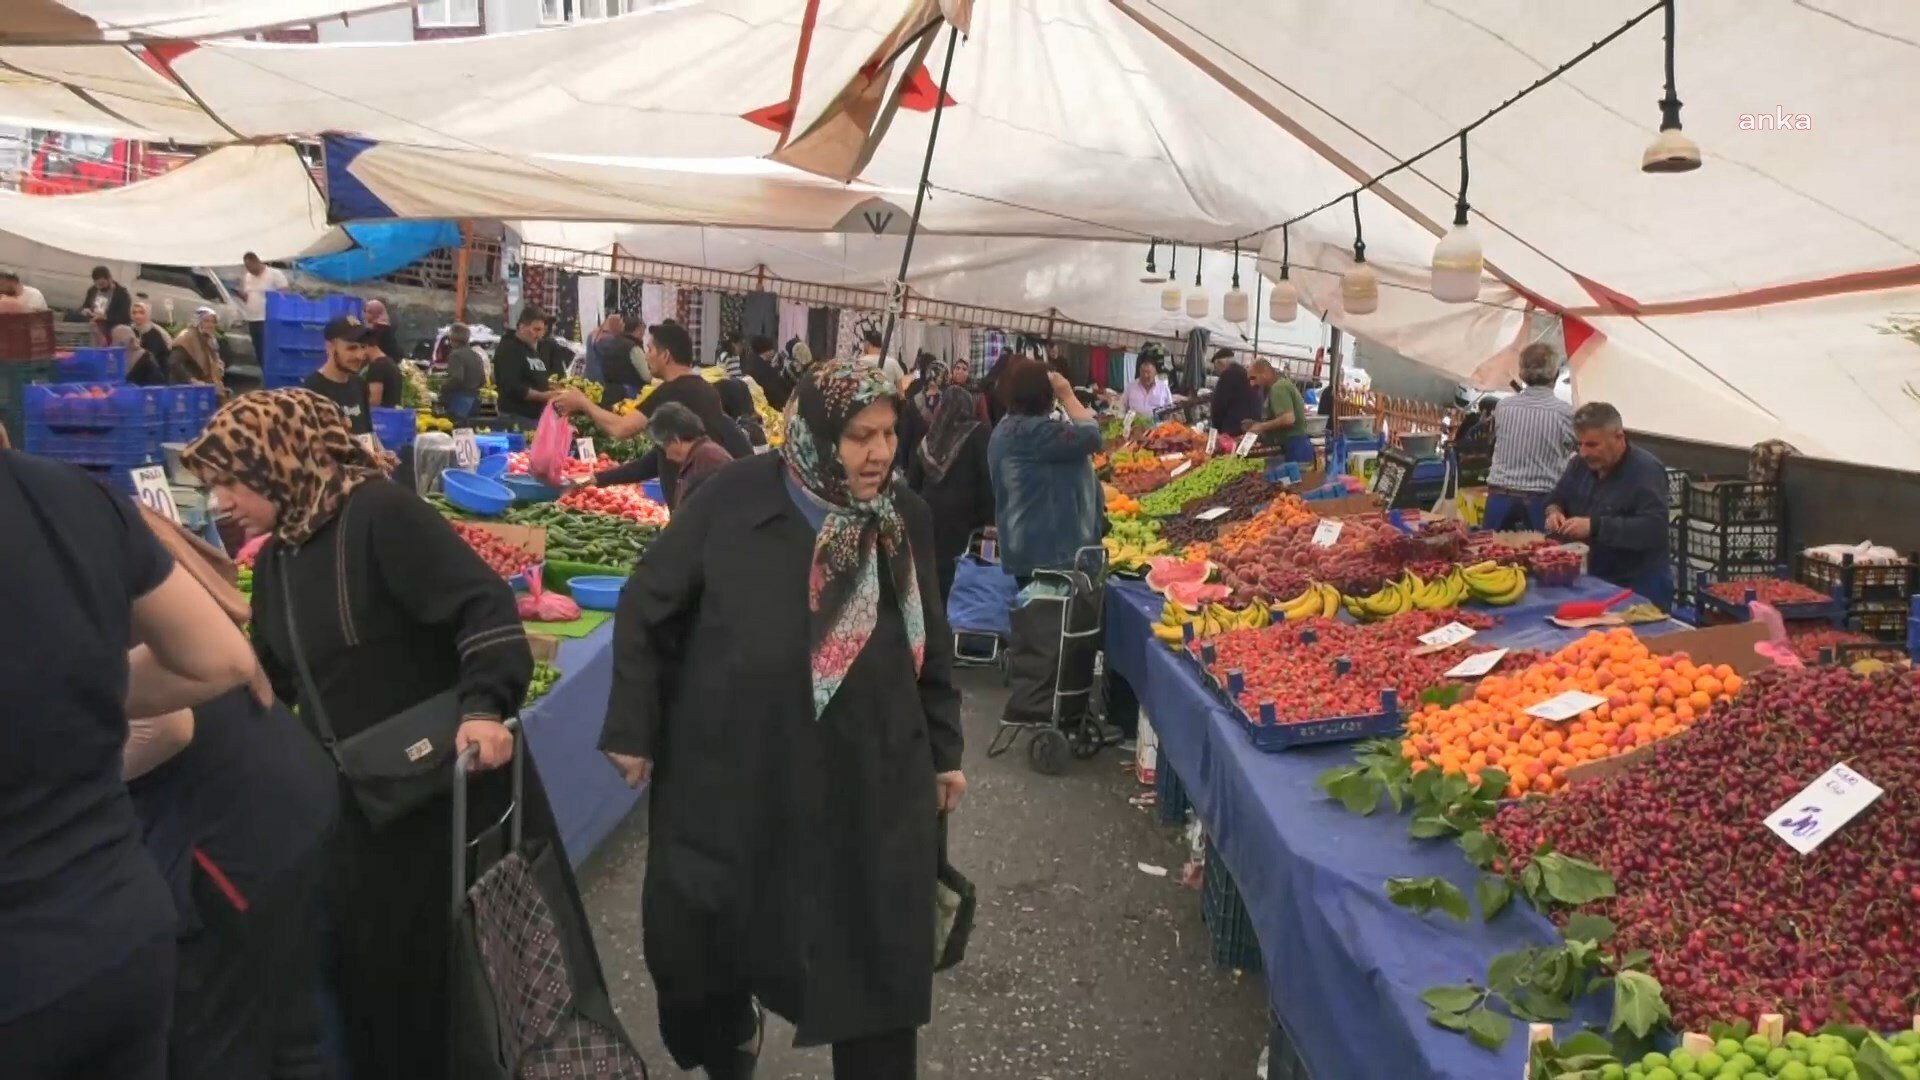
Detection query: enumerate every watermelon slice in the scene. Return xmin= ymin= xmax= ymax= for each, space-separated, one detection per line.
xmin=1164 ymin=580 xmax=1231 ymax=610
xmin=1144 ymin=556 xmax=1211 ymax=592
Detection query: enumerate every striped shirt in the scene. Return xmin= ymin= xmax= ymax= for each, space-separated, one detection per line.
xmin=1486 ymin=387 xmax=1574 ymax=493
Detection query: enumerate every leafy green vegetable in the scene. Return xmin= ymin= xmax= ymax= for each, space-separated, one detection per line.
xmin=1607 ymin=970 xmax=1670 ymax=1038
xmin=1475 ymin=875 xmax=1513 ymax=921
xmin=1386 ymin=876 xmax=1471 ymax=922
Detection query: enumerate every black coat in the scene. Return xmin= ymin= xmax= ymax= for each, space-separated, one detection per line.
xmin=600 ymin=453 xmax=963 ymax=1047
xmin=906 ymin=423 xmax=995 ymax=599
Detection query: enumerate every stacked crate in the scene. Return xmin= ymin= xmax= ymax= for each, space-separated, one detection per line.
xmin=1201 ymin=837 xmax=1263 ymax=973
xmin=1795 ymin=550 xmax=1918 ymax=644
xmin=262 ymin=291 xmax=362 ymax=389
xmin=0 ymin=311 xmax=58 ymax=446
xmin=21 ymin=384 xmax=191 ymax=492
xmin=1676 ymin=477 xmax=1787 ymax=601
xmin=1664 ymin=467 xmax=1692 ymax=609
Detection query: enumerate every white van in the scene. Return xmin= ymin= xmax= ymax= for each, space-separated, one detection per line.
xmin=0 ymin=232 xmax=253 ymax=356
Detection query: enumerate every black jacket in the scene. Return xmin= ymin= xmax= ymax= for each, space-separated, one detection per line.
xmin=600 ymin=454 xmax=961 ymax=1047
xmin=491 ymin=334 xmax=552 ymax=422
xmin=906 ymin=423 xmax=994 ymax=596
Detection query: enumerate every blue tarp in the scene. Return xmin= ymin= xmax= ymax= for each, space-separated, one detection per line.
xmin=1103 ymin=578 xmax=1688 ymax=1079
xmin=295 ymin=220 xmax=461 ymax=284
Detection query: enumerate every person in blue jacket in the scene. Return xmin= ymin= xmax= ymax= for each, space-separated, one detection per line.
xmin=1545 ymin=402 xmax=1674 ymax=609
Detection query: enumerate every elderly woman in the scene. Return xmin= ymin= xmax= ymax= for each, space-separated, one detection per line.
xmin=906 ymin=382 xmax=993 ymax=601
xmin=117 ymin=324 xmax=165 ymax=387
xmin=129 ymin=301 xmax=172 ymax=361
xmin=168 ymin=306 xmax=228 ymax=389
xmin=645 ymin=400 xmax=735 ymax=509
xmin=600 ymin=359 xmax=965 ymax=1080
xmin=182 ymin=389 xmax=578 ymax=1080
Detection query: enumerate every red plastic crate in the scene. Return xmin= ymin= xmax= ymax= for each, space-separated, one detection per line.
xmin=0 ymin=311 xmax=56 ymax=362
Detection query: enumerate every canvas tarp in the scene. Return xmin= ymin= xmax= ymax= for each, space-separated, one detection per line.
xmin=0 ymin=0 xmax=1912 ymax=466
xmin=3 ymin=1 xmax=412 ymax=44
xmin=0 ymin=144 xmax=344 ymax=263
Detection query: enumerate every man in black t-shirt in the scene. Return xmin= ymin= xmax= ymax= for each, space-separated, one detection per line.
xmin=303 ymin=316 xmax=375 ymax=436
xmin=492 ymin=306 xmax=558 ymax=426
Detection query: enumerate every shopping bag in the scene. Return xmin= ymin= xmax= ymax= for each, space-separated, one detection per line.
xmin=527 ymin=404 xmax=573 ymax=488
xmin=947 ymin=554 xmax=1017 ymax=637
xmin=449 ymin=722 xmax=650 ymax=1080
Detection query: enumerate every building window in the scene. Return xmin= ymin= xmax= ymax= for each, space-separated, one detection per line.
xmin=542 ymin=0 xmax=644 ymax=23
xmin=417 ymin=0 xmax=481 ymax=26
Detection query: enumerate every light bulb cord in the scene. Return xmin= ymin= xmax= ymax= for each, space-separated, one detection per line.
xmin=1231 ymin=241 xmax=1241 ymax=289
xmin=1454 ymin=132 xmax=1471 ymax=227
xmin=1658 ymin=0 xmax=1684 ymax=130
xmin=1351 ymin=193 xmax=1367 ymax=265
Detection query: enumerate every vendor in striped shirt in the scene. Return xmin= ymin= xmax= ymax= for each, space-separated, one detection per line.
xmin=1483 ymin=343 xmax=1574 ymax=531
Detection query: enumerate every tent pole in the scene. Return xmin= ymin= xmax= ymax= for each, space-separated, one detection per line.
xmin=880 ymin=22 xmax=961 ymax=366
xmin=453 ymin=220 xmax=473 ymax=322
xmin=1326 ymin=326 xmax=1343 ymax=430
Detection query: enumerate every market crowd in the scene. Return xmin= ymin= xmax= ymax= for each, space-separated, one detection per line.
xmin=1 ymin=269 xmax=1675 ymax=1079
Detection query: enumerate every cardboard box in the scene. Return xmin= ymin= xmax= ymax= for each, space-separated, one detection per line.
xmin=1314 ymin=493 xmax=1387 ymax=518
xmin=1563 ymin=621 xmax=1770 ymax=786
xmin=467 ymin=521 xmax=547 ymax=563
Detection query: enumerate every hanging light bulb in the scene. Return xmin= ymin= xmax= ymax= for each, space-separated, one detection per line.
xmin=1269 ymin=225 xmax=1299 ymax=323
xmin=1642 ymin=0 xmax=1701 ymax=173
xmin=1342 ymin=193 xmax=1379 ymax=316
xmin=1186 ymin=253 xmax=1209 ymax=318
xmin=1139 ymin=238 xmax=1162 ymax=284
xmin=1223 ymin=240 xmax=1249 ymax=323
xmin=1160 ymin=243 xmax=1182 ymax=311
xmin=1431 ymin=133 xmax=1484 ymax=303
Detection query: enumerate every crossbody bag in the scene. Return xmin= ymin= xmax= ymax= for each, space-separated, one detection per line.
xmin=278 ymin=546 xmax=466 ymax=830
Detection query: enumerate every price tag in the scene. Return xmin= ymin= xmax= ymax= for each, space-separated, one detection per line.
xmin=1766 ymin=763 xmax=1884 ymax=855
xmin=1158 ymin=452 xmax=1186 ymax=462
xmin=130 ymin=465 xmax=181 ymax=524
xmin=1310 ymin=518 xmax=1344 ymax=547
xmin=575 ymin=436 xmax=596 ymax=462
xmin=1445 ymin=648 xmax=1510 ymax=679
xmin=1417 ymin=621 xmax=1478 ymax=648
xmin=1193 ymin=506 xmax=1230 ymax=522
xmin=451 ymin=428 xmax=479 ymax=469
xmin=1170 ymin=460 xmax=1193 ymax=478
xmin=1524 ymin=690 xmax=1609 ymax=723
xmin=1234 ymin=432 xmax=1259 ymax=457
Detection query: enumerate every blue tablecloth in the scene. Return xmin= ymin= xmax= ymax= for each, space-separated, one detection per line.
xmin=521 ymin=623 xmax=642 ymax=868
xmin=1105 ymin=578 xmax=1685 ymax=1079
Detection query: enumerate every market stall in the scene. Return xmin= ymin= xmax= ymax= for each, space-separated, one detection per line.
xmin=520 ymin=623 xmax=632 ymax=867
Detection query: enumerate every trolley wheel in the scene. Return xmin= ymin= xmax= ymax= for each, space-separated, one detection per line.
xmin=1068 ymin=716 xmax=1105 ymax=760
xmin=1028 ymin=728 xmax=1070 ymax=776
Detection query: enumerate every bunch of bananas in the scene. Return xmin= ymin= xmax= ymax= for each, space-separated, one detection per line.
xmin=1151 ymin=598 xmax=1271 ymax=644
xmin=551 ymin=375 xmax=604 ymax=404
xmin=1460 ymin=560 xmax=1528 ymax=606
xmin=1343 ymin=578 xmax=1418 ymax=622
xmin=1274 ymin=583 xmax=1342 ymax=620
xmin=1104 ymin=533 xmax=1172 ymax=573
xmin=1408 ymin=570 xmax=1472 ymax=610
xmin=415 ymin=413 xmax=455 ymax=434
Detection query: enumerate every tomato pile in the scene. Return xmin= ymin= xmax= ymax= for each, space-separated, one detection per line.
xmin=1201 ymin=610 xmax=1500 ymax=725
xmin=1489 ymin=666 xmax=1920 ymax=1034
xmin=1405 ymin=628 xmax=1741 ymax=796
xmin=559 ymin=485 xmax=669 ymax=525
xmin=449 ymin=520 xmax=540 ymax=580
xmin=504 ymin=450 xmax=615 ymax=480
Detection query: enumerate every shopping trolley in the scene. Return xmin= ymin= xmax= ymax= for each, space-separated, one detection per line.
xmin=947 ymin=529 xmax=1016 ymax=682
xmin=987 ymin=545 xmax=1121 ymax=775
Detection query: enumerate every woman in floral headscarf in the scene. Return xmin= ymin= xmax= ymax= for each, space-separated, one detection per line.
xmin=601 ymin=358 xmax=965 ymax=1080
xmin=182 ymin=388 xmax=558 ymax=1080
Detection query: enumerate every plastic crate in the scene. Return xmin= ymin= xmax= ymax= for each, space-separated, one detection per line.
xmin=1849 ymin=606 xmax=1911 ymax=644
xmin=1201 ymin=839 xmax=1263 ymax=973
xmin=23 ymin=425 xmax=165 ymax=467
xmin=51 ymin=346 xmax=128 ymax=384
xmin=1694 ymin=572 xmax=1843 ymax=623
xmin=1684 ymin=477 xmax=1784 ymax=525
xmin=1154 ymin=759 xmax=1189 ymax=827
xmin=24 ymin=383 xmax=170 ymax=429
xmin=371 ymin=406 xmax=417 ymax=449
xmin=1186 ymin=638 xmax=1403 ymax=751
xmin=0 ymin=358 xmax=53 ymax=443
xmin=0 ymin=310 xmax=56 ymax=361
xmin=1794 ymin=551 xmax=1916 ymax=605
xmin=263 ymin=344 xmax=327 ymax=379
xmin=1664 ymin=467 xmax=1689 ymax=514
xmin=263 ymin=291 xmax=363 ymax=323
xmin=1685 ymin=517 xmax=1786 ymax=565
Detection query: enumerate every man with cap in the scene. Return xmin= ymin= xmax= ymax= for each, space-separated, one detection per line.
xmin=304 ymin=316 xmax=376 ymax=436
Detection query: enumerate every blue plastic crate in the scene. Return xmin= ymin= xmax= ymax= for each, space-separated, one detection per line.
xmin=263 ymin=291 xmax=362 ymax=323
xmin=264 ymin=371 xmax=307 ymax=390
xmin=52 ymin=347 xmax=128 ymax=384
xmin=263 ymin=321 xmax=326 ymax=353
xmin=1183 ymin=637 xmax=1403 ymax=751
xmin=25 ymin=383 xmax=169 ymax=429
xmin=25 ymin=424 xmax=164 ymax=467
xmin=1695 ymin=571 xmax=1844 ymax=623
xmin=263 ymin=344 xmax=327 ymax=378
xmin=70 ymin=462 xmax=139 ymax=494
xmin=371 ymin=406 xmax=417 ymax=449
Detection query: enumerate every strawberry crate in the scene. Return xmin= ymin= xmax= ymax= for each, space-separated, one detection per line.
xmin=1693 ymin=572 xmax=1844 ymax=623
xmin=0 ymin=310 xmax=56 ymax=361
xmin=1684 ymin=477 xmax=1784 ymax=525
xmin=1184 ymin=636 xmax=1402 ymax=751
xmin=1794 ymin=551 xmax=1916 ymax=605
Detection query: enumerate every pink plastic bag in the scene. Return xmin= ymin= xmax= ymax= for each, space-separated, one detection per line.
xmin=527 ymin=403 xmax=572 ymax=487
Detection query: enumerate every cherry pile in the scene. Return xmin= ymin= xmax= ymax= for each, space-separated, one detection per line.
xmin=1178 ymin=473 xmax=1285 ymax=523
xmin=1202 ymin=610 xmax=1510 ymax=725
xmin=1488 ymin=666 xmax=1920 ymax=1034
xmin=1784 ymin=624 xmax=1893 ymax=663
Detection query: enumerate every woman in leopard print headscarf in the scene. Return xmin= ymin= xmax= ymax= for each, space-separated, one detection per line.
xmin=182 ymin=388 xmax=389 ymax=545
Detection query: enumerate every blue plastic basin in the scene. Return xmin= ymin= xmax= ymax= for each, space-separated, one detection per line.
xmin=568 ymin=575 xmax=626 ymax=611
xmin=502 ymin=475 xmax=561 ymax=503
xmin=475 ymin=455 xmax=509 ymax=480
xmin=442 ymin=469 xmax=513 ymax=516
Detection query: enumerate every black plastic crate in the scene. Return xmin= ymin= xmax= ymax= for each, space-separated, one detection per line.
xmin=1686 ymin=517 xmax=1787 ymax=565
xmin=1794 ymin=552 xmax=1917 ymax=605
xmin=1664 ymin=467 xmax=1690 ymax=514
xmin=1847 ymin=606 xmax=1910 ymax=644
xmin=1685 ymin=477 xmax=1784 ymax=525
xmin=1201 ymin=839 xmax=1262 ymax=973
xmin=1154 ymin=758 xmax=1189 ymax=827
xmin=1267 ymin=1015 xmax=1315 ymax=1080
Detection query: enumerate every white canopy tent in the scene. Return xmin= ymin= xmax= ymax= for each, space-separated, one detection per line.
xmin=0 ymin=0 xmax=1912 ymax=466
xmin=3 ymin=1 xmax=415 ymax=45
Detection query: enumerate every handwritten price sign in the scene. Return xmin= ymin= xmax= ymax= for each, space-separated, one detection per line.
xmin=130 ymin=466 xmax=180 ymax=524
xmin=451 ymin=428 xmax=480 ymax=469
xmin=1766 ymin=763 xmax=1884 ymax=855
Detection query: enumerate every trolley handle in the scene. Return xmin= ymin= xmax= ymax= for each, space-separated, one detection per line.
xmin=451 ymin=716 xmax=525 ymax=908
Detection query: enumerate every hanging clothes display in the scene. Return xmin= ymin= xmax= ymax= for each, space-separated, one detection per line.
xmin=677 ymin=289 xmax=704 ymax=361
xmin=523 ymin=264 xmax=556 ymax=318
xmin=617 ymin=278 xmax=642 ymax=322
xmin=1183 ymin=329 xmax=1211 ymax=395
xmin=553 ymin=272 xmax=581 ymax=340
xmin=776 ymin=300 xmax=809 ymax=347
xmin=577 ymin=274 xmax=607 ymax=340
xmin=808 ymin=307 xmax=836 ymax=361
xmin=699 ymin=291 xmax=722 ymax=366
xmin=640 ymin=283 xmax=669 ymax=327
xmin=1089 ymin=346 xmax=1110 ymax=389
xmin=744 ymin=291 xmax=780 ymax=342
xmin=719 ymin=293 xmax=746 ymax=342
